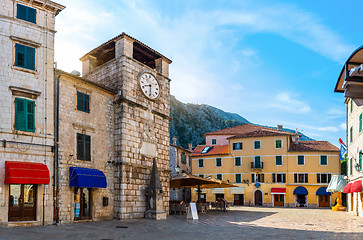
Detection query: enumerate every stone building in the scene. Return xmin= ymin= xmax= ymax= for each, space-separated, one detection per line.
xmin=334 ymin=46 xmax=363 ymax=217
xmin=169 ymin=137 xmax=192 ymax=202
xmin=79 ymin=33 xmax=172 ymax=219
xmin=191 ymin=124 xmax=340 ymax=208
xmin=0 ymin=0 xmax=64 ymax=226
xmin=55 ymin=70 xmax=116 ymax=223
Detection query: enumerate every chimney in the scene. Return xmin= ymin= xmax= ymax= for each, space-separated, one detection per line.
xmin=172 ymin=136 xmax=177 ymax=145
xmin=188 ymin=143 xmax=193 ymax=151
xmin=277 ymin=125 xmax=283 ymax=131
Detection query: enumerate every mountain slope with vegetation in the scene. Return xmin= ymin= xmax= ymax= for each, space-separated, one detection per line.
xmin=170 ymin=96 xmax=313 ymax=149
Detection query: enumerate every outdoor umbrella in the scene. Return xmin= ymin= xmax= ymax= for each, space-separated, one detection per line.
xmin=326 ymin=175 xmax=347 ymax=211
xmin=200 ymin=176 xmax=238 ymax=188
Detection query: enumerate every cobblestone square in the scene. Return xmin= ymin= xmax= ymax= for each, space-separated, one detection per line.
xmin=0 ymin=206 xmax=362 ymax=239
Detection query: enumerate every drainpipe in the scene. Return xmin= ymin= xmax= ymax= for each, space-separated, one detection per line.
xmin=53 ymin=63 xmax=60 ymax=224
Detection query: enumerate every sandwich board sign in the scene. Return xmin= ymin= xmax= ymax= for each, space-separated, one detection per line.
xmin=187 ymin=203 xmax=198 ymax=220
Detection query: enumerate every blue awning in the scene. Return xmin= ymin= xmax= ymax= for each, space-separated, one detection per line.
xmin=316 ymin=187 xmax=331 ymax=196
xmin=293 ymin=186 xmax=308 ymax=195
xmin=69 ymin=167 xmax=107 ymax=188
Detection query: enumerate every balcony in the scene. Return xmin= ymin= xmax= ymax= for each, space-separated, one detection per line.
xmin=251 ymin=162 xmax=263 ymax=169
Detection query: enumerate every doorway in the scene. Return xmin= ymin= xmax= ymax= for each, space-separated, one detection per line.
xmin=9 ymin=184 xmax=37 ymax=221
xmin=274 ymin=194 xmax=284 ymax=207
xmin=254 ymin=190 xmax=263 ymax=206
xmin=318 ymin=195 xmax=330 ymax=207
xmin=74 ymin=188 xmax=91 ymax=220
xmin=233 ymin=194 xmax=244 ymax=205
xmin=296 ymin=194 xmax=306 ymax=207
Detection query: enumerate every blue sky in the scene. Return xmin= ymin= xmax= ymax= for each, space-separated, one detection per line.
xmin=54 ymin=0 xmax=363 ymax=146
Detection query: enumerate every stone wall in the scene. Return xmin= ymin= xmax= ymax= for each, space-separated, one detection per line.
xmin=57 ymin=72 xmax=115 ymax=223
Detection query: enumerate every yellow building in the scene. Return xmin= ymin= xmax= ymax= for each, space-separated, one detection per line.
xmin=191 ymin=124 xmax=340 ymax=208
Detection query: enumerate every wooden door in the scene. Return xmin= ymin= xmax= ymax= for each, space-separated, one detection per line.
xmin=254 ymin=190 xmax=262 ymax=206
xmin=274 ymin=194 xmax=284 ymax=207
xmin=319 ymin=195 xmax=330 ymax=207
xmin=9 ymin=184 xmax=36 ymax=221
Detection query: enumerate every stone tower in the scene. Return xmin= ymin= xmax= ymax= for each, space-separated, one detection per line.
xmin=80 ymin=33 xmax=171 ymax=219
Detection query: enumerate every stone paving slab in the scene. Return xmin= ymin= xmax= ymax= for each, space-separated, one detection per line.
xmin=0 ymin=206 xmax=362 ymax=240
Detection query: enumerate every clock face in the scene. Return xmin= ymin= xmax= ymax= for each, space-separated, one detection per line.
xmin=139 ymin=72 xmax=160 ymax=100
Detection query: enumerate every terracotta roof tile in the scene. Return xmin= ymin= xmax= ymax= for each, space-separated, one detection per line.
xmin=289 ymin=141 xmax=339 ymax=152
xmin=191 ymin=145 xmax=229 ymax=157
xmin=227 ymin=129 xmax=291 ymax=139
xmin=205 ymin=124 xmax=295 ymax=137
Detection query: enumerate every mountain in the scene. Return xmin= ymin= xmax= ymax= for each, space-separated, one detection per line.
xmin=169 ymin=96 xmax=313 ymax=149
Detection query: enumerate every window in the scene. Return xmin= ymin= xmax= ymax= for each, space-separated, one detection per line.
xmin=235 ymin=157 xmax=241 ymax=166
xmin=350 ymin=126 xmax=353 ymax=143
xmin=297 ymin=155 xmax=305 ymax=165
xmin=275 ymin=140 xmax=282 ymax=148
xmin=360 ymin=151 xmax=362 ymax=171
xmin=14 ymin=98 xmax=35 ymax=132
xmin=360 ymin=113 xmax=362 ymax=133
xmin=199 ymin=174 xmax=204 ymax=178
xmin=272 ymin=173 xmax=286 ymax=183
xmin=17 ymin=4 xmax=36 ymax=24
xmin=294 ymin=173 xmax=308 ymax=183
xmin=181 ymin=153 xmax=186 ymax=164
xmin=216 ymin=158 xmax=222 ymax=167
xmin=216 ymin=174 xmax=222 ymax=180
xmin=254 ymin=141 xmax=261 ymax=149
xmin=251 ymin=173 xmax=255 ymax=183
xmin=235 ymin=174 xmax=241 ymax=183
xmin=212 ymin=139 xmax=216 ymax=145
xmin=15 ymin=43 xmax=35 ymax=70
xmin=350 ymin=158 xmax=353 ymax=176
xmin=275 ymin=156 xmax=282 ymax=166
xmin=317 ymin=173 xmax=331 ymax=183
xmin=320 ymin=155 xmax=327 ymax=165
xmin=233 ymin=142 xmax=242 ymax=150
xmin=198 ymin=159 xmax=204 ymax=168
xmin=350 ymin=99 xmax=353 ymax=113
xmin=256 ymin=173 xmax=264 ymax=182
xmin=77 ymin=92 xmax=90 ymax=113
xmin=201 ymin=147 xmax=212 ymax=154
xmin=254 ymin=156 xmax=261 ymax=168
xmin=77 ymin=133 xmax=91 ymax=161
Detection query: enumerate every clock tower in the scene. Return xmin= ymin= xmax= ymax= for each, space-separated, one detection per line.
xmin=80 ymin=33 xmax=171 ymax=219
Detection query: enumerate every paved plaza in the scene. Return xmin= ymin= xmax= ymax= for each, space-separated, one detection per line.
xmin=0 ymin=206 xmax=362 ymax=239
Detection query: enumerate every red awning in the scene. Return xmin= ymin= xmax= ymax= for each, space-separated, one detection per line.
xmin=351 ymin=180 xmax=362 ymax=193
xmin=5 ymin=161 xmax=50 ymax=184
xmin=343 ymin=182 xmax=352 ymax=193
xmin=271 ymin=188 xmax=286 ymax=194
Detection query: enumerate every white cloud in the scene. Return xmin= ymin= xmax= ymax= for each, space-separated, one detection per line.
xmin=266 ymin=92 xmax=311 ymax=114
xmin=339 ymin=123 xmax=346 ymax=130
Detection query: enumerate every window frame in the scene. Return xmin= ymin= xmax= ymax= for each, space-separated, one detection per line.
xmin=254 ymin=140 xmax=261 ymax=149
xmin=316 ymin=173 xmax=331 ymax=184
xmin=199 ymin=174 xmax=204 ymax=178
xmin=275 ymin=156 xmax=283 ymax=166
xmin=216 ymin=174 xmax=222 ymax=181
xmin=198 ymin=159 xmax=204 ymax=168
xmin=216 ymin=158 xmax=222 ymax=167
xmin=14 ymin=97 xmax=36 ymax=132
xmin=16 ymin=3 xmax=37 ymax=24
xmin=294 ymin=173 xmax=308 ymax=183
xmin=235 ymin=157 xmax=241 ymax=166
xmin=275 ymin=140 xmax=282 ymax=149
xmin=77 ymin=91 xmax=90 ymax=113
xmin=235 ymin=173 xmax=241 ymax=183
xmin=297 ymin=155 xmax=305 ymax=165
xmin=272 ymin=173 xmax=286 ymax=183
xmin=76 ymin=133 xmax=91 ymax=161
xmin=212 ymin=139 xmax=216 ymax=145
xmin=320 ymin=155 xmax=328 ymax=166
xmin=233 ymin=142 xmax=242 ymax=150
xmin=14 ymin=43 xmax=36 ymax=71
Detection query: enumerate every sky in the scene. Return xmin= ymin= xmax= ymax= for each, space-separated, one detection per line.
xmin=53 ymin=0 xmax=363 ymax=147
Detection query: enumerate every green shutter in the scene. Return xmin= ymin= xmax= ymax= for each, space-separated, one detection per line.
xmin=350 ymin=158 xmax=353 ymax=175
xmin=25 ymin=46 xmax=35 ymax=70
xmin=251 ymin=174 xmax=255 ymax=183
xmin=350 ymin=99 xmax=353 ymax=113
xmin=236 ymin=174 xmax=241 ymax=183
xmin=77 ymin=133 xmax=84 ymax=160
xmin=15 ymin=44 xmax=25 ymax=67
xmin=26 ymin=100 xmax=35 ymax=131
xmin=17 ymin=4 xmax=27 ymax=20
xmin=350 ymin=127 xmax=353 ymax=143
xmin=28 ymin=6 xmax=36 ymax=23
xmin=15 ymin=98 xmax=26 ymax=130
xmin=360 ymin=114 xmax=362 ymax=133
xmin=85 ymin=135 xmax=91 ymax=160
xmin=360 ymin=151 xmax=362 ymax=171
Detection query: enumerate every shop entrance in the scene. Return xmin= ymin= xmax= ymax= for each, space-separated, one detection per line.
xmin=297 ymin=194 xmax=306 ymax=207
xmin=254 ymin=190 xmax=263 ymax=206
xmin=318 ymin=195 xmax=330 ymax=207
xmin=8 ymin=184 xmax=37 ymax=221
xmin=274 ymin=194 xmax=284 ymax=207
xmin=233 ymin=194 xmax=244 ymax=205
xmin=74 ymin=188 xmax=91 ymax=220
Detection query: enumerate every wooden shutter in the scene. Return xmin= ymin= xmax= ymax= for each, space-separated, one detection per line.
xmin=17 ymin=4 xmax=27 ymax=20
xmin=283 ymin=174 xmax=286 ymax=183
xmin=15 ymin=44 xmax=25 ymax=67
xmin=294 ymin=173 xmax=297 ymax=183
xmin=85 ymin=135 xmax=91 ymax=160
xmin=77 ymin=92 xmax=82 ymax=110
xmin=85 ymin=93 xmax=90 ymax=112
xmin=28 ymin=6 xmax=36 ymax=23
xmin=272 ymin=174 xmax=276 ymax=183
xmin=15 ymin=98 xmax=26 ymax=130
xmin=328 ymin=174 xmax=331 ymax=182
xmin=26 ymin=100 xmax=35 ymax=131
xmin=77 ymin=134 xmax=84 ymax=160
xmin=317 ymin=174 xmax=320 ymax=183
xmin=251 ymin=173 xmax=255 ymax=183
xmin=261 ymin=174 xmax=264 ymax=182
xmin=305 ymin=173 xmax=308 ymax=183
xmin=25 ymin=46 xmax=35 ymax=70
